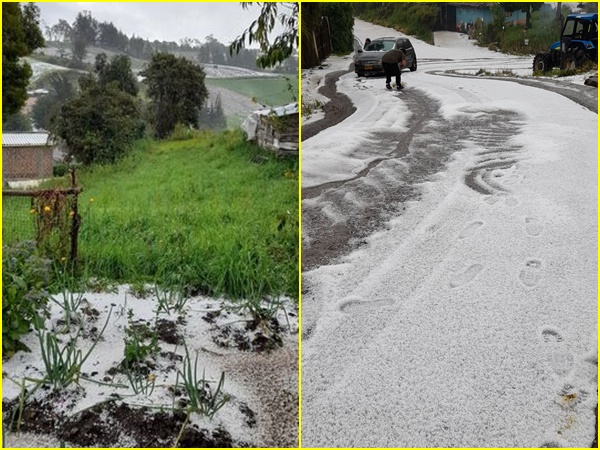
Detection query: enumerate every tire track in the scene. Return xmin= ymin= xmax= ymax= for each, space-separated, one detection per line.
xmin=302 ymin=82 xmax=528 ymax=271
xmin=428 ymin=70 xmax=598 ymax=113
xmin=302 ymin=89 xmax=440 ymax=270
xmin=302 ymin=69 xmax=356 ymax=141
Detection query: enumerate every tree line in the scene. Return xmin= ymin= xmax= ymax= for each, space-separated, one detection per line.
xmin=4 ymin=2 xmax=298 ymax=166
xmin=3 ymin=4 xmax=225 ymax=165
xmin=47 ymin=51 xmax=223 ymax=165
xmin=43 ymin=9 xmax=296 ymax=73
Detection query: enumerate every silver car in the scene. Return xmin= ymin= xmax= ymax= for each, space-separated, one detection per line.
xmin=354 ymin=37 xmax=418 ymax=77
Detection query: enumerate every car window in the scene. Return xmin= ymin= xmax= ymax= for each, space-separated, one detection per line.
xmin=382 ymin=40 xmax=395 ymax=51
xmin=365 ymin=40 xmax=395 ymax=51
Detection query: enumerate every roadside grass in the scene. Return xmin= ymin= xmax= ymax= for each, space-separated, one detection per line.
xmin=355 ymin=4 xmax=436 ymax=44
xmin=4 ymin=130 xmax=298 ymax=301
xmin=474 ymin=68 xmax=517 ymax=77
xmin=533 ymin=60 xmax=598 ymax=77
xmin=205 ymin=76 xmax=298 ymax=106
xmin=301 ymin=99 xmax=323 ymax=120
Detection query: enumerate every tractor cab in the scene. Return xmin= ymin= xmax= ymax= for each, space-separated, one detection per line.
xmin=534 ymin=13 xmax=598 ymax=73
xmin=558 ymin=13 xmax=598 ymax=60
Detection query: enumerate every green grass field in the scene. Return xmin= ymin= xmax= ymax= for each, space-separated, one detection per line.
xmin=3 ymin=130 xmax=298 ymax=300
xmin=206 ymin=76 xmax=298 ymax=107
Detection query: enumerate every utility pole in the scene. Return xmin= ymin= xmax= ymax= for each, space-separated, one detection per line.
xmin=556 ymin=2 xmax=564 ymax=28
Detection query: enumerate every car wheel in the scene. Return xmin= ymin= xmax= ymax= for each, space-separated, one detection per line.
xmin=356 ymin=72 xmax=364 ymax=77
xmin=410 ymin=58 xmax=417 ymax=72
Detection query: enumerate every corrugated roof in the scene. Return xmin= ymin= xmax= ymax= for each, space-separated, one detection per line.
xmin=2 ymin=132 xmax=50 ymax=147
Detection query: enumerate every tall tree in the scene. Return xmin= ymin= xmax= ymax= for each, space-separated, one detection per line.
xmin=53 ymin=75 xmax=141 ymax=165
xmin=71 ymin=11 xmax=97 ymax=46
xmin=212 ymin=94 xmax=226 ymax=130
xmin=50 ymin=19 xmax=72 ymax=42
xmin=70 ymin=11 xmax=97 ymax=64
xmin=230 ymin=2 xmax=298 ymax=68
xmin=321 ymin=3 xmax=354 ymax=54
xmin=198 ymin=94 xmax=227 ymax=130
xmin=301 ymin=3 xmax=322 ymax=68
xmin=95 ymin=53 xmax=138 ymax=96
xmin=141 ymin=53 xmax=208 ymax=138
xmin=31 ymin=71 xmax=77 ymax=130
xmin=98 ymin=21 xmax=127 ymax=51
xmin=2 ymin=2 xmax=45 ymax=119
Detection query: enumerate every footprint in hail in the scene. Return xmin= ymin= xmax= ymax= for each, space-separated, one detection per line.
xmin=338 ymin=296 xmax=395 ymax=314
xmin=519 ymin=259 xmax=542 ymax=287
xmin=540 ymin=327 xmax=573 ymax=377
xmin=458 ymin=221 xmax=483 ymax=239
xmin=449 ymin=264 xmax=483 ymax=288
xmin=525 ymin=217 xmax=543 ymax=237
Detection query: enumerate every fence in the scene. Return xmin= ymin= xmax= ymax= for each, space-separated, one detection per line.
xmin=302 ymin=15 xmax=332 ymax=68
xmin=2 ymin=171 xmax=82 ymax=263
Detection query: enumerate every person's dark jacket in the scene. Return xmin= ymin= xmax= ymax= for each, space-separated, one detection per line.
xmin=381 ymin=49 xmax=406 ymax=65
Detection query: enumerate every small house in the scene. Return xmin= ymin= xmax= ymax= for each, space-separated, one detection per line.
xmin=242 ymin=103 xmax=299 ymax=156
xmin=435 ymin=3 xmax=528 ymax=32
xmin=2 ymin=132 xmax=53 ymax=182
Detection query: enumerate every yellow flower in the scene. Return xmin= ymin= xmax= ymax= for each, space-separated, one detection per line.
xmin=43 ymin=206 xmax=51 ymax=213
xmin=60 ymin=257 xmax=67 ymax=262
xmin=69 ymin=210 xmax=75 ymax=218
xmin=29 ymin=208 xmax=37 ymax=214
xmin=89 ymin=198 xmax=95 ymax=203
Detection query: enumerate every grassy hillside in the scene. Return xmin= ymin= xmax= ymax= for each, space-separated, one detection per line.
xmin=4 ymin=131 xmax=298 ymax=300
xmin=206 ymin=76 xmax=298 ymax=107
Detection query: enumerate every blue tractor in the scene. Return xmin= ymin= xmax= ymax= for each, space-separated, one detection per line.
xmin=533 ymin=13 xmax=598 ymax=73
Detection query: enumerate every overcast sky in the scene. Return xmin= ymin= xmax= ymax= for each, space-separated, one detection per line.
xmin=35 ymin=2 xmax=285 ymax=45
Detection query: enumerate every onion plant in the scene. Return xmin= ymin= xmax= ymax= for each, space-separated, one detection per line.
xmin=178 ymin=343 xmax=230 ymax=419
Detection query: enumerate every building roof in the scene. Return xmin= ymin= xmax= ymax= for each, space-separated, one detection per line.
xmin=2 ymin=132 xmax=50 ymax=147
xmin=254 ymin=102 xmax=299 ymax=117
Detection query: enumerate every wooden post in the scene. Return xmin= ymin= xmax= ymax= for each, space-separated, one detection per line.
xmin=69 ymin=168 xmax=80 ymax=266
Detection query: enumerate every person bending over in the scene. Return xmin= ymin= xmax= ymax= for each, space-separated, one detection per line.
xmin=382 ymin=48 xmax=406 ymax=90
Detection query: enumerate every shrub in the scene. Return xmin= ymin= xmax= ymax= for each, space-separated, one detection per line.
xmin=53 ymin=163 xmax=69 ymax=177
xmin=322 ymin=3 xmax=355 ymax=54
xmin=170 ymin=123 xmax=195 ymax=141
xmin=2 ymin=241 xmax=52 ymax=357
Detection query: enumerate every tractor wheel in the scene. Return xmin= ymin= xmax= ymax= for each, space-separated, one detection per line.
xmin=561 ymin=51 xmax=578 ymax=70
xmin=533 ymin=53 xmax=552 ymax=73
xmin=574 ymin=47 xmax=587 ymax=63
